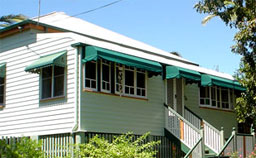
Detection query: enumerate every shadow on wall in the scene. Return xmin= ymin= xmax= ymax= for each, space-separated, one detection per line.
xmin=0 ymin=29 xmax=40 ymax=53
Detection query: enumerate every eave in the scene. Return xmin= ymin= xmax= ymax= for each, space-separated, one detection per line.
xmin=0 ymin=19 xmax=67 ymax=38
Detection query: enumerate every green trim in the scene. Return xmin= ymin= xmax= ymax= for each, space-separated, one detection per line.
xmin=166 ymin=65 xmax=201 ymax=81
xmin=217 ymin=134 xmax=235 ymax=156
xmin=181 ymin=143 xmax=191 ymax=154
xmin=82 ymin=46 xmax=162 ymax=72
xmin=184 ymin=138 xmax=202 ymax=158
xmin=25 ymin=51 xmax=67 ymax=73
xmin=201 ymin=74 xmax=245 ymax=91
xmin=0 ymin=63 xmax=6 ymax=78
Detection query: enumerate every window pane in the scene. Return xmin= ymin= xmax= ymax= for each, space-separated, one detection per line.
xmin=221 ymin=88 xmax=229 ymax=109
xmin=54 ymin=66 xmax=64 ymax=76
xmin=0 ymin=77 xmax=4 ymax=84
xmin=125 ymin=69 xmax=134 ymax=95
xmin=85 ymin=62 xmax=96 ymax=79
xmin=42 ymin=67 xmax=52 ymax=99
xmin=137 ymin=72 xmax=146 ymax=97
xmin=54 ymin=66 xmax=64 ymax=97
xmin=200 ymin=87 xmax=210 ymax=105
xmin=200 ymin=87 xmax=209 ymax=98
xmin=0 ymin=84 xmax=4 ymax=104
xmin=137 ymin=72 xmax=145 ymax=88
xmin=125 ymin=70 xmax=134 ymax=86
xmin=217 ymin=88 xmax=221 ymax=108
xmin=85 ymin=62 xmax=96 ymax=89
xmin=102 ymin=62 xmax=110 ymax=91
xmin=42 ymin=78 xmax=52 ymax=99
xmin=42 ymin=67 xmax=52 ymax=79
xmin=211 ymin=87 xmax=216 ymax=106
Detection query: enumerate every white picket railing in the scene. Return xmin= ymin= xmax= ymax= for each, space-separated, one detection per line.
xmin=184 ymin=107 xmax=202 ymax=129
xmin=203 ymin=120 xmax=221 ymax=154
xmin=184 ymin=106 xmax=223 ymax=154
xmin=165 ymin=106 xmax=201 ymax=149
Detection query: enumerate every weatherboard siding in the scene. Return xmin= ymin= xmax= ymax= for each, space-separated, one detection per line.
xmin=0 ymin=33 xmax=76 ymax=137
xmin=80 ymin=75 xmax=165 ymax=136
xmin=184 ymin=83 xmax=237 ymax=138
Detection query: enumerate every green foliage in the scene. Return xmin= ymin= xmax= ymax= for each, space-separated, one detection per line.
xmin=73 ymin=132 xmax=160 ymax=158
xmin=0 ymin=137 xmax=44 ymax=158
xmin=195 ymin=0 xmax=256 ymax=128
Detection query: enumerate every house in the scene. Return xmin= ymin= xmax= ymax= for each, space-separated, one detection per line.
xmin=0 ymin=12 xmax=252 ymax=157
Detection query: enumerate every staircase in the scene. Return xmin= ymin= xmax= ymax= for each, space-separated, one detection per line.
xmin=165 ymin=105 xmax=224 ymax=158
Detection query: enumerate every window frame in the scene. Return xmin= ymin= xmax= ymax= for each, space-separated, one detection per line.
xmin=114 ymin=64 xmax=147 ymax=98
xmin=83 ymin=61 xmax=148 ymax=98
xmin=84 ymin=61 xmax=98 ymax=91
xmin=40 ymin=65 xmax=66 ymax=101
xmin=100 ymin=60 xmax=111 ymax=93
xmin=199 ymin=86 xmax=235 ymax=110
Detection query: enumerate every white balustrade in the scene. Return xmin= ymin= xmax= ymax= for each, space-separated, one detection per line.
xmin=203 ymin=120 xmax=221 ymax=153
xmin=165 ymin=107 xmax=201 ymax=149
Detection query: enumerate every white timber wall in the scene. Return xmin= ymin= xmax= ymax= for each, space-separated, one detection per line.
xmin=0 ymin=31 xmax=76 ymax=137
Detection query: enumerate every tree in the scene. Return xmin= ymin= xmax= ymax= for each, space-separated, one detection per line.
xmin=0 ymin=14 xmax=27 ymax=27
xmin=73 ymin=132 xmax=160 ymax=158
xmin=195 ymin=0 xmax=256 ymax=131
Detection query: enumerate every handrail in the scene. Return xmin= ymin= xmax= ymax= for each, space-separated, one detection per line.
xmin=184 ymin=106 xmax=203 ymax=121
xmin=217 ymin=133 xmax=235 ymax=156
xmin=203 ymin=120 xmax=221 ymax=135
xmin=184 ymin=106 xmax=202 ymax=130
xmin=184 ymin=137 xmax=203 ymax=158
xmin=167 ymin=106 xmax=200 ymax=132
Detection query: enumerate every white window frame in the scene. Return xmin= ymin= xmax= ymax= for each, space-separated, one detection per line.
xmin=199 ymin=86 xmax=234 ymax=110
xmin=115 ymin=64 xmax=147 ymax=98
xmin=136 ymin=69 xmax=147 ymax=97
xmin=84 ymin=61 xmax=97 ymax=91
xmin=100 ymin=60 xmax=111 ymax=93
xmin=40 ymin=65 xmax=66 ymax=100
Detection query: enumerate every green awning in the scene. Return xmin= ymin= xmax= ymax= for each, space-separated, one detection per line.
xmin=25 ymin=51 xmax=67 ymax=73
xmin=166 ymin=65 xmax=201 ymax=81
xmin=201 ymin=74 xmax=245 ymax=91
xmin=82 ymin=46 xmax=162 ymax=72
xmin=0 ymin=63 xmax=6 ymax=78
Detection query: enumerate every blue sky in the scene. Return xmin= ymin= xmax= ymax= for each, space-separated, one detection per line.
xmin=0 ymin=0 xmax=241 ymax=75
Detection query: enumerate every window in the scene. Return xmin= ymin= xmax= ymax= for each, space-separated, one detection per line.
xmin=115 ymin=64 xmax=147 ymax=97
xmin=85 ymin=61 xmax=97 ymax=90
xmin=101 ymin=60 xmax=111 ymax=92
xmin=84 ymin=61 xmax=147 ymax=98
xmin=41 ymin=66 xmax=65 ymax=99
xmin=136 ymin=69 xmax=146 ymax=97
xmin=199 ymin=86 xmax=235 ymax=110
xmin=0 ymin=77 xmax=5 ymax=105
xmin=200 ymin=86 xmax=210 ymax=105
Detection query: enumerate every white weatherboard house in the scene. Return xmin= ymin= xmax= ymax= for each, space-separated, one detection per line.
xmin=0 ymin=12 xmax=253 ymax=158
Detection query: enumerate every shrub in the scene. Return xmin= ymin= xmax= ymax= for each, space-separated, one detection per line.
xmin=74 ymin=132 xmax=160 ymax=158
xmin=0 ymin=137 xmax=43 ymax=158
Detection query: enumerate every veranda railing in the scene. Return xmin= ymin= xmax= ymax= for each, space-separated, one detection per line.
xmin=184 ymin=106 xmax=223 ymax=154
xmin=165 ymin=106 xmax=201 ymax=149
